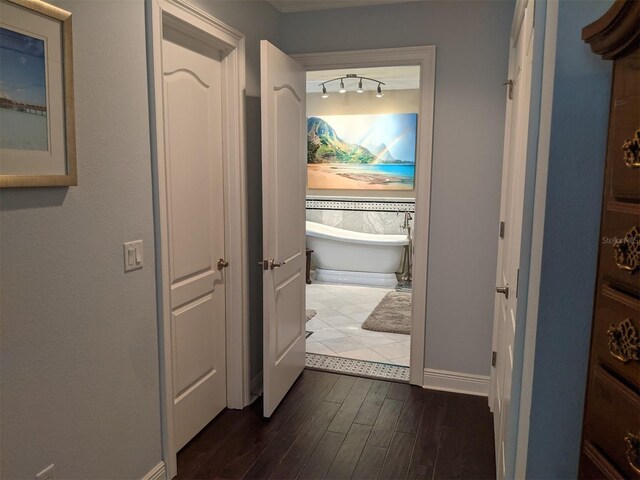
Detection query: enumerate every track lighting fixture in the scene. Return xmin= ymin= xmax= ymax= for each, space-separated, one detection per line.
xmin=318 ymin=74 xmax=385 ymax=98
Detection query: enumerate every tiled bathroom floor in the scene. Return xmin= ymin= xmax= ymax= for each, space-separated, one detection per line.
xmin=306 ymin=282 xmax=411 ymax=366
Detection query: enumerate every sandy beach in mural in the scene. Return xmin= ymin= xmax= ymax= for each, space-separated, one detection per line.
xmin=308 ymin=164 xmax=414 ymax=190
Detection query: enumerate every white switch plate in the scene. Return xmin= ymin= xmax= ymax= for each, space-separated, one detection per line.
xmin=123 ymin=240 xmax=143 ymax=272
xmin=36 ymin=464 xmax=55 ymax=480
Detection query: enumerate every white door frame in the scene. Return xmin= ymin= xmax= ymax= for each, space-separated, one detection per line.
xmin=514 ymin=0 xmax=559 ymax=476
xmin=487 ymin=0 xmax=559 ymax=476
xmin=147 ymin=1 xmax=249 ymax=477
xmin=292 ymin=46 xmax=436 ymax=386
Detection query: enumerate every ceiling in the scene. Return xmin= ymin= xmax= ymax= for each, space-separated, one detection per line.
xmin=268 ymin=0 xmax=421 ymax=13
xmin=306 ymin=66 xmax=420 ymax=93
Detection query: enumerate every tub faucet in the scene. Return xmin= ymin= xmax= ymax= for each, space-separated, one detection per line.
xmin=400 ymin=210 xmax=412 ymax=233
xmin=397 ymin=209 xmax=413 ymax=290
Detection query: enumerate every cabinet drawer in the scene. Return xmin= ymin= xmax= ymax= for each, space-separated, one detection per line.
xmin=608 ymin=53 xmax=640 ymax=202
xmin=594 ymin=285 xmax=640 ymax=387
xmin=580 ymin=441 xmax=625 ymax=479
xmin=600 ymin=206 xmax=640 ymax=295
xmin=609 ymin=100 xmax=640 ymax=202
xmin=584 ymin=367 xmax=640 ymax=479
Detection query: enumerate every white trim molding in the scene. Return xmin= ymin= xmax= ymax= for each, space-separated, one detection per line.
xmin=514 ymin=0 xmax=559 ymax=476
xmin=142 ymin=462 xmax=166 ymax=480
xmin=147 ymin=1 xmax=248 ymax=478
xmin=294 ymin=46 xmax=436 ymax=388
xmin=423 ymin=368 xmax=490 ymax=397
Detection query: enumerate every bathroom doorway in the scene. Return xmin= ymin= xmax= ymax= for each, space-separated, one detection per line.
xmin=294 ymin=49 xmax=435 ymax=385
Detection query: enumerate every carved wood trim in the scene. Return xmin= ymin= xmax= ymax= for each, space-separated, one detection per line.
xmin=582 ymin=0 xmax=640 ymax=60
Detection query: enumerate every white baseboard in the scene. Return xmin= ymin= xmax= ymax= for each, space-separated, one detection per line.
xmin=142 ymin=461 xmax=166 ymax=480
xmin=423 ymin=368 xmax=490 ymax=396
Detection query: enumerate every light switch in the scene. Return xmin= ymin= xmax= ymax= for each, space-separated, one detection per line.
xmin=123 ymin=240 xmax=143 ymax=272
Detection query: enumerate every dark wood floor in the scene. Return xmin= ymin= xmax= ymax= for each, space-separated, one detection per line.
xmin=177 ymin=370 xmax=496 ymax=480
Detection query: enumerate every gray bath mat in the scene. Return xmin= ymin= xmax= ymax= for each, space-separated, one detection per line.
xmin=362 ymin=291 xmax=411 ymax=335
xmin=306 ymin=309 xmax=317 ymax=322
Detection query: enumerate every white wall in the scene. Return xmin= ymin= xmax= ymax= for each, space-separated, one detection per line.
xmin=307 ymin=89 xmax=419 ymax=199
xmin=280 ymin=0 xmax=514 ymax=376
xmin=307 ymin=89 xmax=420 ymax=116
xmin=0 ymin=1 xmax=161 ymax=478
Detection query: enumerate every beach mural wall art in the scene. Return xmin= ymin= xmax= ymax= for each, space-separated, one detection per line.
xmin=307 ymin=113 xmax=417 ymax=191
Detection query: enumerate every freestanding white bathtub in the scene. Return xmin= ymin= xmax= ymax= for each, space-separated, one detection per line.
xmin=306 ymin=221 xmax=409 ymax=287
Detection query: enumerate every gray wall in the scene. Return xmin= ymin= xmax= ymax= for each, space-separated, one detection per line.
xmin=0 ymin=1 xmax=161 ymax=477
xmin=0 ymin=0 xmax=516 ymax=476
xmin=189 ymin=0 xmax=281 ymax=96
xmin=525 ymin=1 xmax=612 ymax=477
xmin=280 ymin=0 xmax=514 ymax=376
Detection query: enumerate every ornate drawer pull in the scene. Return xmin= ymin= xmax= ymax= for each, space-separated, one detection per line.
xmin=614 ymin=226 xmax=640 ymax=273
xmin=607 ymin=318 xmax=639 ymax=363
xmin=624 ymin=432 xmax=640 ymax=474
xmin=623 ymin=129 xmax=640 ymax=168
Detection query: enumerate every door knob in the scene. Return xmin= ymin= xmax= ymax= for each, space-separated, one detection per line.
xmin=496 ymin=285 xmax=509 ymax=299
xmin=269 ymin=259 xmax=286 ymax=270
xmin=217 ymin=258 xmax=229 ymax=270
xmin=258 ymin=259 xmax=287 ymax=270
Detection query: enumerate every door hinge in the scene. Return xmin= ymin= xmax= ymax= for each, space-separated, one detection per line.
xmin=499 ymin=221 xmax=505 ymax=239
xmin=492 ymin=351 xmax=497 ymax=367
xmin=503 ymin=79 xmax=514 ymax=100
xmin=516 ymin=268 xmax=520 ymax=298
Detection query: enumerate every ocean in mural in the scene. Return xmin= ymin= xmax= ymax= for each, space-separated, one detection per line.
xmin=307 ymin=113 xmax=417 ymax=190
xmin=0 ymin=27 xmax=48 ymax=151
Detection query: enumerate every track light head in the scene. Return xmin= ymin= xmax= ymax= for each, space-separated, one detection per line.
xmin=318 ymin=75 xmax=384 ymax=98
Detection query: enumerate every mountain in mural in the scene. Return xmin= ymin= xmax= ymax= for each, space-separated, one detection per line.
xmin=307 ymin=116 xmax=390 ymax=164
xmin=366 ymin=142 xmax=397 ymax=163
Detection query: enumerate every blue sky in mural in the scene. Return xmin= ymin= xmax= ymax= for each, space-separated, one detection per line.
xmin=318 ymin=113 xmax=417 ymax=163
xmin=0 ymin=27 xmax=46 ymax=106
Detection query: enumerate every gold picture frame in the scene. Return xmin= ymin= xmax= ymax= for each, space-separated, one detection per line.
xmin=0 ymin=0 xmax=76 ymax=187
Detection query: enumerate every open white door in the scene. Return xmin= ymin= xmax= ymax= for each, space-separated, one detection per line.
xmin=260 ymin=40 xmax=307 ymax=417
xmin=490 ymin=1 xmax=534 ymax=478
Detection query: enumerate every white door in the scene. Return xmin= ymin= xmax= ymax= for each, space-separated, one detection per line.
xmin=490 ymin=1 xmax=534 ymax=478
xmin=161 ymin=26 xmax=227 ymax=450
xmin=260 ymin=40 xmax=307 ymax=418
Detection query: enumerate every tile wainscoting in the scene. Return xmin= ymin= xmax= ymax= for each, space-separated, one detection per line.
xmin=306 ymin=198 xmax=415 ymax=235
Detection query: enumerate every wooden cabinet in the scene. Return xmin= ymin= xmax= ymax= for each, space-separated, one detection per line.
xmin=581 ymin=2 xmax=640 ymax=478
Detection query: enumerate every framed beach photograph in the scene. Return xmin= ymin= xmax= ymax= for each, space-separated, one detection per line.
xmin=0 ymin=0 xmax=76 ymax=187
xmin=307 ymin=113 xmax=417 ymax=191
